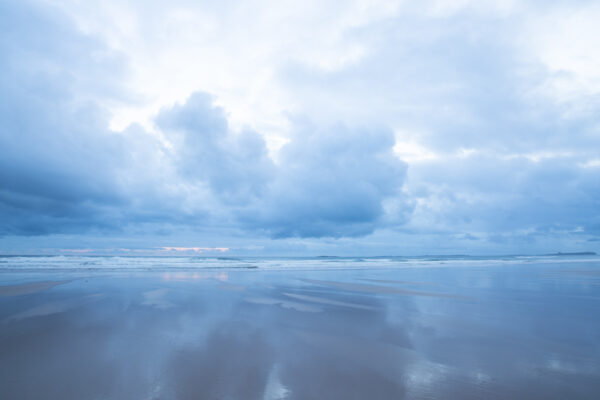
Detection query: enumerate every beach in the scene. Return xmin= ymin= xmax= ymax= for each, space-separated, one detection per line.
xmin=1 ymin=256 xmax=599 ymax=399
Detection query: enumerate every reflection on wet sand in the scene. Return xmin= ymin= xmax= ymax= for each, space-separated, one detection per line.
xmin=361 ymin=278 xmax=427 ymax=285
xmin=218 ymin=282 xmax=246 ymax=291
xmin=5 ymin=293 xmax=104 ymax=322
xmin=301 ymin=278 xmax=465 ymax=298
xmin=166 ymin=322 xmax=275 ymax=400
xmin=283 ymin=292 xmax=378 ymax=311
xmin=0 ymin=280 xmax=70 ymax=297
xmin=244 ymin=296 xmax=323 ymax=313
xmin=1 ymin=263 xmax=599 ymax=399
xmin=142 ymin=288 xmax=174 ymax=309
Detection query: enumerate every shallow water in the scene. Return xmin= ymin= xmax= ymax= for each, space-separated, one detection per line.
xmin=1 ymin=258 xmax=599 ymax=399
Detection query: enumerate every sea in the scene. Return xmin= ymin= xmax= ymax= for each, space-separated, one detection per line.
xmin=1 ymin=253 xmax=599 ymax=272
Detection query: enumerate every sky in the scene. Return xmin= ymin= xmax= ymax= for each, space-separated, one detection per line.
xmin=0 ymin=0 xmax=599 ymax=256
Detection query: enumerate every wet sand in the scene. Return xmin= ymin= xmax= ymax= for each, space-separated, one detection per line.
xmin=1 ymin=263 xmax=599 ymax=399
xmin=0 ymin=280 xmax=69 ymax=297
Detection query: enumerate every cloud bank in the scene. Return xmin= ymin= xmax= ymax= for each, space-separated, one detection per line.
xmin=0 ymin=1 xmax=406 ymax=242
xmin=0 ymin=0 xmax=598 ymax=254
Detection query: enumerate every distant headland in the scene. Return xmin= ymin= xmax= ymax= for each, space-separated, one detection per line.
xmin=546 ymin=251 xmax=597 ymax=256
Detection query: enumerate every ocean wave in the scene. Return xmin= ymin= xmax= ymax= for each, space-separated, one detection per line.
xmin=0 ymin=254 xmax=598 ymax=272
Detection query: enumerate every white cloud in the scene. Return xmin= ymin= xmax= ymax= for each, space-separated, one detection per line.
xmin=521 ymin=3 xmax=600 ymax=115
xmin=45 ymin=0 xmax=403 ymax=148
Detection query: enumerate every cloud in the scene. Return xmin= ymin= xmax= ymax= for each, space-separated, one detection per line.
xmin=521 ymin=3 xmax=600 ymax=116
xmin=0 ymin=0 xmax=408 ymax=241
xmin=404 ymin=152 xmax=600 ymax=240
xmin=161 ymin=247 xmax=229 ymax=253
xmin=0 ymin=0 xmax=598 ymax=253
xmin=156 ymin=95 xmax=408 ymax=238
xmin=0 ymin=0 xmax=131 ymax=235
xmin=267 ymin=0 xmax=600 ymax=246
xmin=239 ymin=122 xmax=408 ymax=238
xmin=156 ymin=92 xmax=274 ymax=205
xmin=0 ymin=1 xmax=201 ymax=236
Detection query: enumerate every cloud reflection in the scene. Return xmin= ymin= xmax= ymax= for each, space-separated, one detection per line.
xmin=0 ymin=265 xmax=599 ymax=399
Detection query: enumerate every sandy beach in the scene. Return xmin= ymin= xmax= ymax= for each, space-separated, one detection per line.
xmin=1 ymin=258 xmax=599 ymax=399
